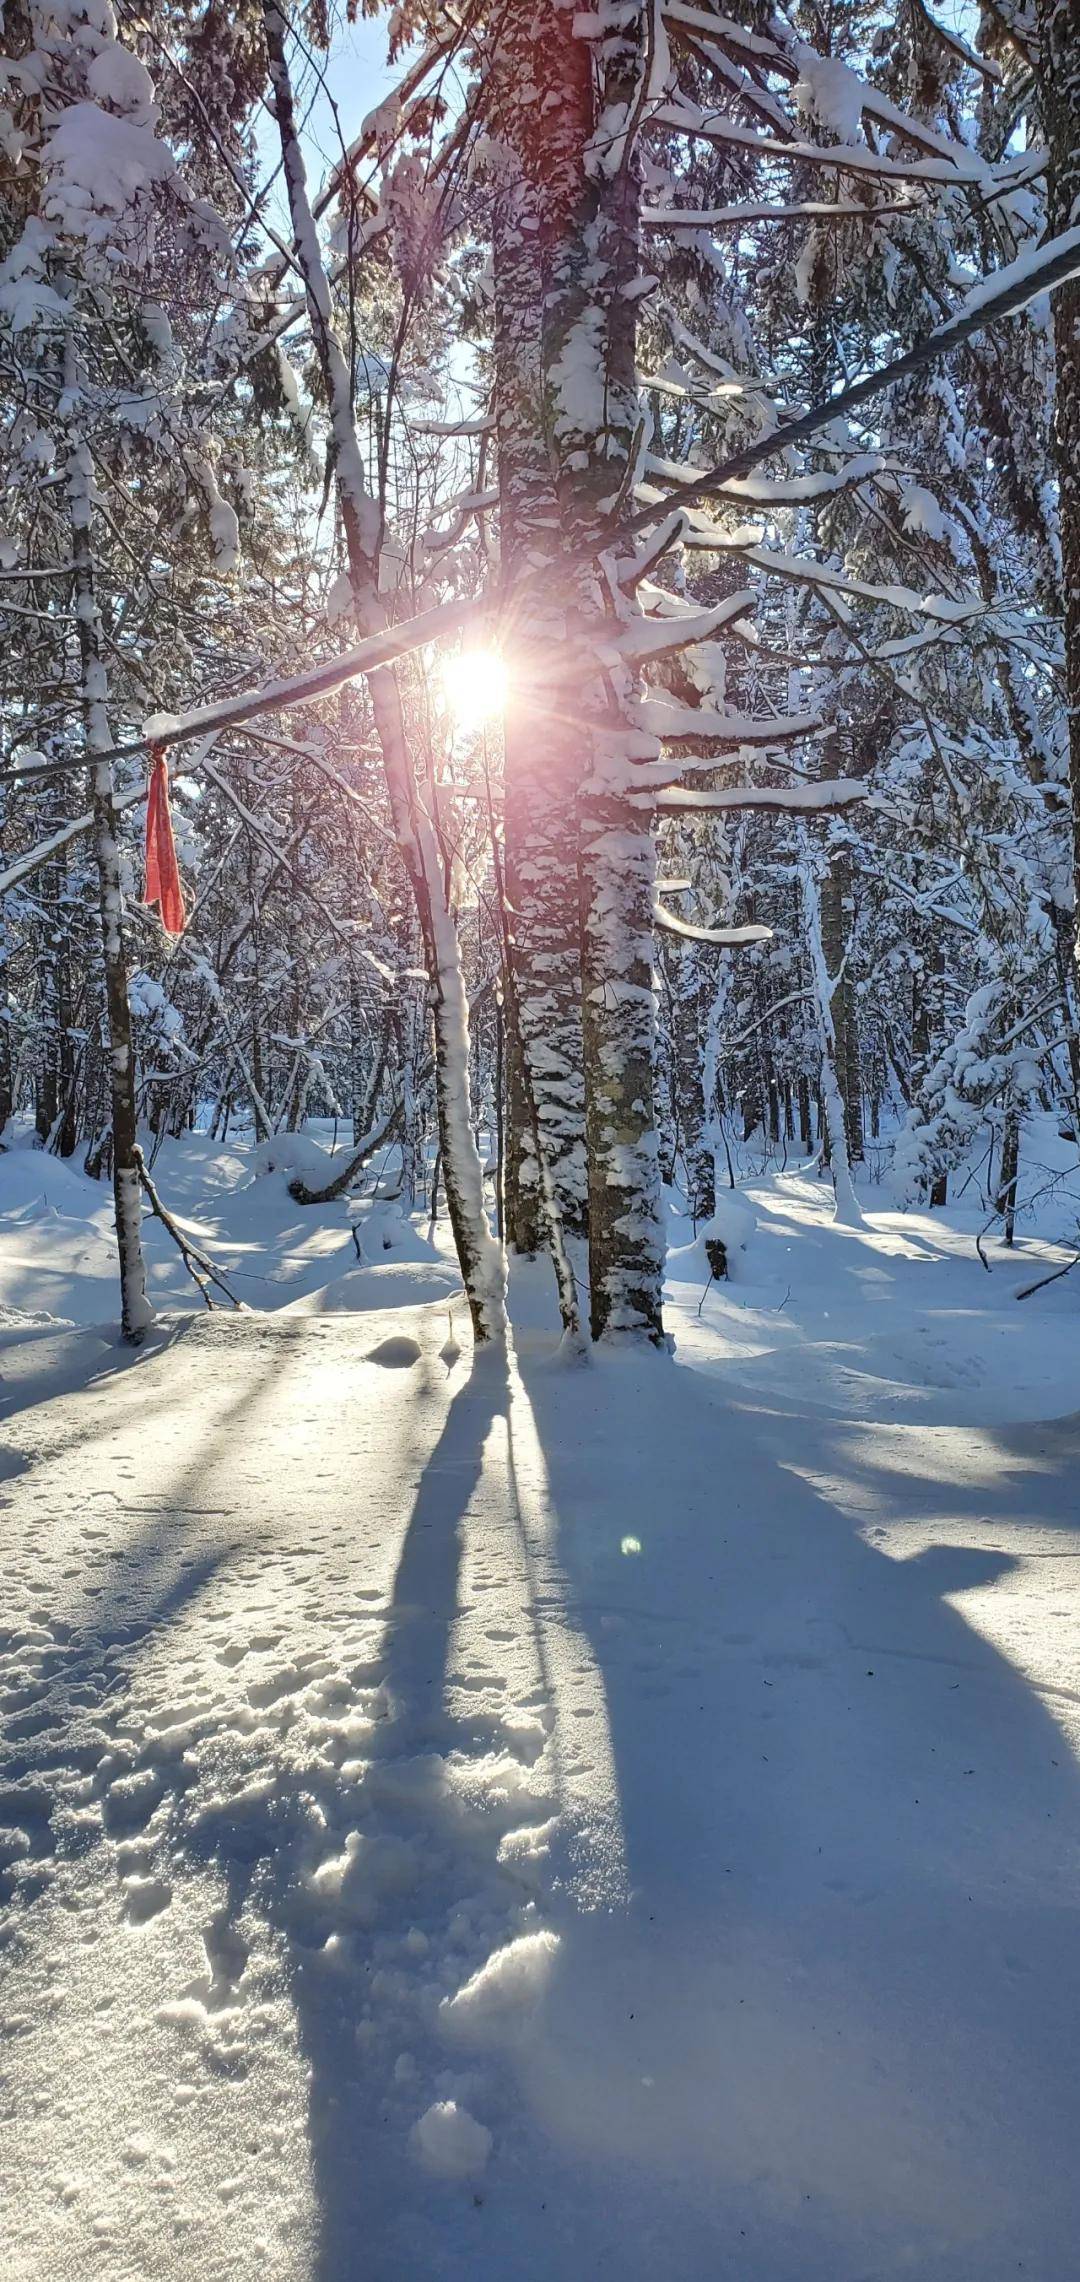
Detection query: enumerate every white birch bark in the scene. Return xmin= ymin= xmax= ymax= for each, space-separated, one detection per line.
xmin=488 ymin=14 xmax=591 ymax=1255
xmin=262 ymin=0 xmax=506 ymax=1341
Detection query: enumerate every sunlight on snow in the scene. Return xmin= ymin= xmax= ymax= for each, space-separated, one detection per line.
xmin=782 ymin=1438 xmax=1080 ymax=1766
xmin=500 ymin=1357 xmax=628 ymax=1911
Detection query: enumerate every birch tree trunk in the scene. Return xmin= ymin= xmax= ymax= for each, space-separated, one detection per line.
xmin=542 ymin=1 xmax=666 ymax=1342
xmin=489 ymin=13 xmax=590 ymax=1254
xmin=66 ymin=431 xmax=153 ymax=1341
xmin=263 ymin=0 xmax=505 ymax=1342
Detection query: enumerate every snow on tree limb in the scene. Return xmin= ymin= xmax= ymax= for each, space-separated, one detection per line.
xmin=656 ymin=781 xmax=867 ymax=814
xmin=608 ymin=593 xmax=756 ymax=659
xmin=625 ymin=225 xmax=1080 ymax=539
xmin=643 ymin=449 xmax=886 ymax=506
xmin=642 ymin=201 xmax=919 ymax=228
xmin=652 ymin=900 xmax=772 ymax=946
xmin=652 ymin=100 xmax=1015 ymax=189
xmin=1 ymin=601 xmax=478 ymax=785
xmin=89 ymin=601 xmax=474 ymax=775
xmin=0 ymin=789 xmax=142 ymax=899
xmin=635 ymin=698 xmax=825 ymax=746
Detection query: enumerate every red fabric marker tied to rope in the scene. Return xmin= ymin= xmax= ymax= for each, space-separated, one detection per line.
xmin=144 ymin=741 xmax=186 ymax=935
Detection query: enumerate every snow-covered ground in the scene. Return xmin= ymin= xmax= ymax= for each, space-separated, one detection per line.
xmin=0 ymin=1124 xmax=464 ymax=1329
xmin=2 ymin=1125 xmax=1080 ymax=2279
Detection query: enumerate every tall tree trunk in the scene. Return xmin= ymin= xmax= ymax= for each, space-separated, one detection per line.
xmin=912 ymin=926 xmax=948 ymax=1206
xmin=799 ymin=830 xmax=864 ymax=1226
xmin=841 ymin=925 xmax=864 ymax=1167
xmin=263 ymin=0 xmax=505 ymax=1341
xmin=797 ymin=1072 xmax=812 ymax=1151
xmin=0 ymin=897 xmax=13 ymax=1137
xmin=1038 ymin=0 xmax=1080 ymax=927
xmin=673 ymin=946 xmax=716 ymax=1221
xmin=34 ymin=904 xmax=58 ymax=1144
xmin=545 ymin=3 xmax=665 ymax=1341
xmin=489 ymin=20 xmax=589 ymax=1251
xmin=34 ymin=790 xmax=67 ymax=1143
xmin=66 ymin=428 xmax=152 ymax=1341
xmin=997 ymin=1101 xmax=1020 ymax=1245
xmin=819 ymin=722 xmax=863 ymax=1165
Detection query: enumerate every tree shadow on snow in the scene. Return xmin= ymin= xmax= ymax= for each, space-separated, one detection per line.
xmin=8 ymin=1316 xmax=1080 ymax=2282
xmin=506 ymin=1351 xmax=1080 ymax=2282
xmin=164 ymin=1341 xmax=532 ymax=2281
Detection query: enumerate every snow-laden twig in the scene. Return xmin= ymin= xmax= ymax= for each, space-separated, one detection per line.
xmin=134 ymin=1147 xmax=244 ymax=1310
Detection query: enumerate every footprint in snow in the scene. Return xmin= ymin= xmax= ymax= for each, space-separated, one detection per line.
xmin=366 ymin=1334 xmax=422 ymax=1369
xmin=122 ymin=1874 xmax=173 ymax=1925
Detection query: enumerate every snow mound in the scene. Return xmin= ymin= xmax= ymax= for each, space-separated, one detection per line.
xmin=409 ymin=2100 xmax=492 ymax=2179
xmin=0 ymin=1146 xmax=105 ymax=1220
xmin=249 ymin=1132 xmax=332 ymax=1181
xmin=302 ymin=1829 xmax=421 ymax=1929
xmin=668 ymin=1189 xmax=756 ymax=1282
xmin=702 ymin=1190 xmax=756 ymax=1254
xmin=366 ymin=1334 xmax=422 ymax=1369
xmin=358 ymin=1201 xmax=440 ymax=1262
xmin=0 ymin=1304 xmax=70 ymax=1330
xmin=281 ymin=1261 xmax=460 ymax=1315
xmin=440 ymin=1930 xmax=560 ymax=2040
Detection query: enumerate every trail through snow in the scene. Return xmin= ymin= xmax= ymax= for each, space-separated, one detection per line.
xmin=2 ymin=1137 xmax=1080 ymax=2276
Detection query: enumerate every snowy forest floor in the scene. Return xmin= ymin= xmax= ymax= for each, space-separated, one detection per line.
xmin=2 ymin=1127 xmax=1080 ymax=2280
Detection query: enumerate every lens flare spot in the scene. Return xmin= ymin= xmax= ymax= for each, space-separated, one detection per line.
xmin=442 ymin=648 xmax=508 ymax=731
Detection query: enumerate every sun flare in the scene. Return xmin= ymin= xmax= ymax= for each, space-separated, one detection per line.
xmin=442 ymin=647 xmax=508 ymax=732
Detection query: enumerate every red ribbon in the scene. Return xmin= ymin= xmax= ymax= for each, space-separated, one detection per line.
xmin=144 ymin=741 xmax=185 ymax=936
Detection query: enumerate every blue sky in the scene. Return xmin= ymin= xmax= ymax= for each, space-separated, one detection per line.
xmin=255 ymin=10 xmax=400 ymax=228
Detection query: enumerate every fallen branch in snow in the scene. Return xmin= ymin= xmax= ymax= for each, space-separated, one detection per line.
xmin=286 ymin=1100 xmax=405 ymax=1205
xmin=1014 ymin=1252 xmax=1080 ymax=1301
xmin=134 ymin=1147 xmax=245 ymax=1311
xmin=286 ymin=973 xmax=495 ymax=1207
xmin=696 ymin=1268 xmax=719 ymax=1317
